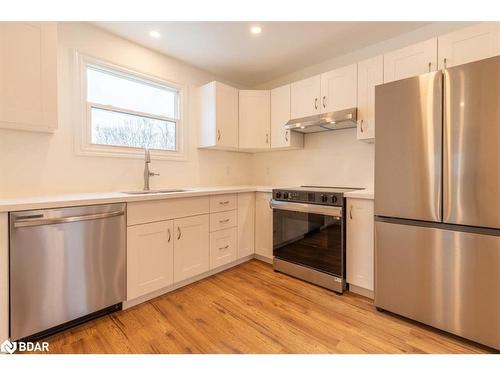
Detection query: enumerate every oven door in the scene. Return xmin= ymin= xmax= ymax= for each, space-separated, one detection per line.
xmin=271 ymin=200 xmax=344 ymax=278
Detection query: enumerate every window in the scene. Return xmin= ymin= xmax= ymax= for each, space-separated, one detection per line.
xmin=78 ymin=55 xmax=184 ymax=159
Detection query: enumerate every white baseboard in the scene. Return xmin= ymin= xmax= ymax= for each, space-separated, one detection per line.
xmin=349 ymin=284 xmax=374 ymax=299
xmin=253 ymin=254 xmax=273 ymax=264
xmin=123 ymin=254 xmax=254 ymax=309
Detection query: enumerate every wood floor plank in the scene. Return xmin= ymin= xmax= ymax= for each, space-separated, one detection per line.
xmin=42 ymin=260 xmax=496 ymax=354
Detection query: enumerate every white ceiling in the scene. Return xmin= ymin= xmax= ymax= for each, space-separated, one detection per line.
xmin=94 ymin=21 xmax=431 ymax=87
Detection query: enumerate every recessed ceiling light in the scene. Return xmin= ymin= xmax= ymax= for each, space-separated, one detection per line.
xmin=250 ymin=26 xmax=262 ymax=35
xmin=149 ymin=30 xmax=161 ymax=39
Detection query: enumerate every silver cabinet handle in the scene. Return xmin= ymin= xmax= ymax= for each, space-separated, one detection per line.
xmin=269 ymin=198 xmax=273 ymax=210
xmin=219 ymin=245 xmax=229 ymax=251
xmin=13 ymin=210 xmax=124 ymax=228
xmin=314 ymin=97 xmax=318 ymax=109
xmin=360 ymin=119 xmax=364 ymax=133
xmin=322 ymin=95 xmax=326 ymax=108
xmin=217 ymin=129 xmax=221 ymax=141
xmin=285 ymin=130 xmax=289 ymax=142
xmin=219 ymin=200 xmax=230 ymax=205
xmin=428 ymin=62 xmax=432 ymax=72
xmin=349 ymin=205 xmax=353 ymax=220
xmin=219 ymin=218 xmax=230 ymax=224
xmin=167 ymin=228 xmax=171 ymax=243
xmin=443 ymin=57 xmax=447 ymax=69
xmin=266 ymin=133 xmax=269 ymax=144
xmin=177 ymin=226 xmax=181 ymax=240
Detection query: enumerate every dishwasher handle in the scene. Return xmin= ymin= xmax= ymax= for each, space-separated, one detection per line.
xmin=13 ymin=210 xmax=125 ymax=228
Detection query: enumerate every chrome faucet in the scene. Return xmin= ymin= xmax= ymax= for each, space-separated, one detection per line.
xmin=143 ymin=148 xmax=159 ymax=191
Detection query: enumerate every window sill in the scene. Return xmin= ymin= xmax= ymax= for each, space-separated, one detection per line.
xmin=76 ymin=143 xmax=187 ymax=161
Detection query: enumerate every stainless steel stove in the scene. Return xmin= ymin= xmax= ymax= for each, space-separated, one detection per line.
xmin=270 ymin=186 xmax=362 ymax=293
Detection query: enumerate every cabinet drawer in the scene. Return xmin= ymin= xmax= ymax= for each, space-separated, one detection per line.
xmin=210 ymin=210 xmax=237 ymax=232
xmin=128 ymin=196 xmax=209 ymax=226
xmin=209 ymin=194 xmax=237 ymax=213
xmin=210 ymin=227 xmax=237 ymax=269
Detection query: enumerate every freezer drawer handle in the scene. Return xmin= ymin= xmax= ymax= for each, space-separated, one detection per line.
xmin=13 ymin=210 xmax=124 ymax=228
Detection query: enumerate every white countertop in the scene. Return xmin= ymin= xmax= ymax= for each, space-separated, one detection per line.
xmin=344 ymin=189 xmax=374 ymax=200
xmin=0 ymin=186 xmax=274 ymax=212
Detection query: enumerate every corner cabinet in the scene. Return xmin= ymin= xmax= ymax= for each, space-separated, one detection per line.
xmin=239 ymin=90 xmax=271 ymax=150
xmin=237 ymin=192 xmax=255 ymax=258
xmin=255 ymin=192 xmax=273 ymax=261
xmin=270 ymin=84 xmax=303 ymax=150
xmin=198 ymin=81 xmax=239 ymax=150
xmin=346 ymin=198 xmax=374 ymax=294
xmin=356 ymin=55 xmax=383 ymax=142
xmin=438 ymin=22 xmax=500 ymax=69
xmin=383 ymin=38 xmax=438 ymax=83
xmin=0 ymin=22 xmax=58 ymax=132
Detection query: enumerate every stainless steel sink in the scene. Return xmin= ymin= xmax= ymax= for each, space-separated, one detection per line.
xmin=121 ymin=189 xmax=188 ymax=195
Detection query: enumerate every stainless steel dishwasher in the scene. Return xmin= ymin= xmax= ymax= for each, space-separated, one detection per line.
xmin=9 ymin=203 xmax=126 ymax=341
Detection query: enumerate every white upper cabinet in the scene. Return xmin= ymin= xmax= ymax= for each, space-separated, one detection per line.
xmin=270 ymin=84 xmax=303 ymax=149
xmin=438 ymin=23 xmax=500 ymax=69
xmin=320 ymin=64 xmax=357 ymax=113
xmin=356 ymin=55 xmax=383 ymax=142
xmin=199 ymin=81 xmax=239 ymax=150
xmin=239 ymin=90 xmax=271 ymax=150
xmin=346 ymin=198 xmax=374 ymax=292
xmin=383 ymin=38 xmax=438 ymax=83
xmin=0 ymin=22 xmax=58 ymax=132
xmin=290 ymin=75 xmax=321 ymax=119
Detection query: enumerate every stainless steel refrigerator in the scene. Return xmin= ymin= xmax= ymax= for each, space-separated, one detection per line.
xmin=374 ymin=56 xmax=500 ymax=350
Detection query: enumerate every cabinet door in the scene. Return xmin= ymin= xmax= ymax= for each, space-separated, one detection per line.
xmin=210 ymin=228 xmax=237 ymax=269
xmin=0 ymin=22 xmax=58 ymax=132
xmin=127 ymin=220 xmax=174 ymax=300
xmin=438 ymin=23 xmax=500 ymax=69
xmin=346 ymin=199 xmax=374 ymax=291
xmin=290 ymin=75 xmax=321 ymax=118
xmin=239 ymin=90 xmax=271 ymax=149
xmin=271 ymin=84 xmax=303 ymax=149
xmin=357 ymin=56 xmax=383 ymax=141
xmin=383 ymin=38 xmax=437 ymax=83
xmin=173 ymin=215 xmax=209 ymax=283
xmin=237 ymin=192 xmax=255 ymax=258
xmin=255 ymin=192 xmax=273 ymax=260
xmin=320 ymin=64 xmax=357 ymax=113
xmin=216 ymin=82 xmax=239 ymax=148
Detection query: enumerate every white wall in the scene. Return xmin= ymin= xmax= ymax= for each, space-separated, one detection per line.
xmin=0 ymin=22 xmax=252 ymax=198
xmin=250 ymin=21 xmax=479 ymax=189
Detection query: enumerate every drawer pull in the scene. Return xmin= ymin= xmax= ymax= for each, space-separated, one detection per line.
xmin=219 ymin=245 xmax=229 ymax=250
xmin=219 ymin=218 xmax=230 ymax=224
xmin=219 ymin=201 xmax=230 ymax=205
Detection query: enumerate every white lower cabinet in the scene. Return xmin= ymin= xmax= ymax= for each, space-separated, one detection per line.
xmin=346 ymin=198 xmax=374 ymax=292
xmin=210 ymin=227 xmax=237 ymax=269
xmin=237 ymin=193 xmax=255 ymax=258
xmin=127 ymin=220 xmax=174 ymax=300
xmin=173 ymin=214 xmax=210 ymax=283
xmin=255 ymin=192 xmax=273 ymax=260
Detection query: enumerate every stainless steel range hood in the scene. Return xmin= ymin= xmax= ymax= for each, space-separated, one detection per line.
xmin=285 ymin=108 xmax=357 ymax=134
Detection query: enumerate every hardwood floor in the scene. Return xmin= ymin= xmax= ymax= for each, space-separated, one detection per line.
xmin=44 ymin=260 xmax=494 ymax=354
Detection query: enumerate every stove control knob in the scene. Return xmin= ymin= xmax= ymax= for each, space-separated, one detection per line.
xmin=283 ymin=192 xmax=289 ymax=200
xmin=321 ymin=194 xmax=328 ymax=203
xmin=332 ymin=195 xmax=338 ymax=204
xmin=276 ymin=192 xmax=282 ymax=199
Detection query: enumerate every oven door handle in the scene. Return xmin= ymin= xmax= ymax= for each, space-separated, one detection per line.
xmin=270 ymin=199 xmax=343 ymax=218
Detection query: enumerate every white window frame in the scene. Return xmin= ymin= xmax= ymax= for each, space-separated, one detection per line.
xmin=74 ymin=52 xmax=187 ymax=161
